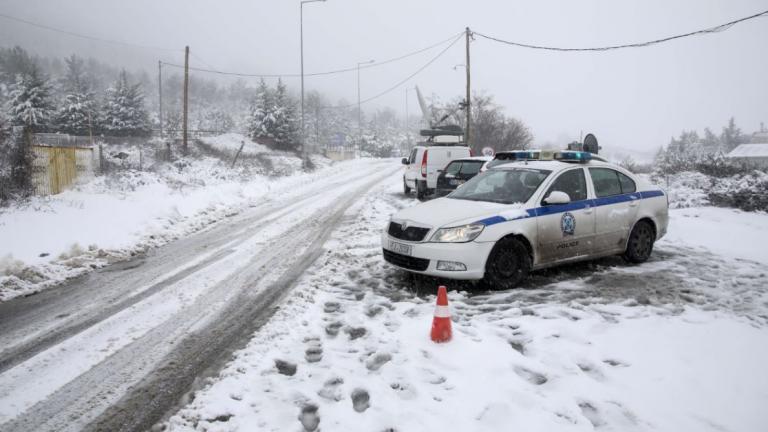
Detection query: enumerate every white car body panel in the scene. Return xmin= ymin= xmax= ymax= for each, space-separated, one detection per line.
xmin=384 ymin=158 xmax=669 ymax=280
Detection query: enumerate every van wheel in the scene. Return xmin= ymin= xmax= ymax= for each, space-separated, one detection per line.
xmin=624 ymin=220 xmax=655 ymax=263
xmin=484 ymin=237 xmax=531 ymax=290
xmin=403 ymin=179 xmax=411 ymax=195
xmin=416 ymin=181 xmax=427 ymax=201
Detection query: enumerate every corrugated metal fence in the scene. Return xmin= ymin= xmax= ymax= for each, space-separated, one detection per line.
xmin=31 ymin=145 xmax=96 ymax=195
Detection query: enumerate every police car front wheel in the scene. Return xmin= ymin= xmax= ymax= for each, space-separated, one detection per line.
xmin=624 ymin=220 xmax=655 ymax=264
xmin=484 ymin=237 xmax=532 ymax=290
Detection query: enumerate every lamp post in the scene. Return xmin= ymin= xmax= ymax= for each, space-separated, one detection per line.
xmin=300 ymin=0 xmax=326 ymax=157
xmin=357 ymin=59 xmax=374 ymax=151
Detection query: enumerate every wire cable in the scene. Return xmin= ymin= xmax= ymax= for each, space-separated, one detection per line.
xmin=160 ymin=31 xmax=464 ymax=78
xmin=320 ymin=33 xmax=464 ymax=110
xmin=473 ymin=9 xmax=768 ymax=52
xmin=0 ymin=12 xmax=180 ymax=52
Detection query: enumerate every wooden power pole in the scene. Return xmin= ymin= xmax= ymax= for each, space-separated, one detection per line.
xmin=158 ymin=60 xmax=163 ymax=140
xmin=465 ymin=27 xmax=472 ymax=148
xmin=182 ymin=46 xmax=189 ymax=154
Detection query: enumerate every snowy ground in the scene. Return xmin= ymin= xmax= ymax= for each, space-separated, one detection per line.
xmin=166 ymin=171 xmax=768 ymax=432
xmin=0 ymin=148 xmax=334 ymax=302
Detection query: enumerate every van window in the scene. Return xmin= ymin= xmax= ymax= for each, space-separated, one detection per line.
xmin=408 ymin=148 xmax=418 ymax=164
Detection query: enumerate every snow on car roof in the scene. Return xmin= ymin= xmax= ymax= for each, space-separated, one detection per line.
xmin=727 ymin=143 xmax=768 ymax=158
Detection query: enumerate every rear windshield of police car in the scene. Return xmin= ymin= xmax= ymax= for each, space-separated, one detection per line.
xmin=448 ymin=168 xmax=551 ymax=204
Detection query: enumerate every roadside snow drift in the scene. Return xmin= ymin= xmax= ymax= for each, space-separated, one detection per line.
xmin=0 ymin=152 xmax=342 ymax=302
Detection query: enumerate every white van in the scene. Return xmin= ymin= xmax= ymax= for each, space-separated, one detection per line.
xmin=402 ymin=144 xmax=472 ymax=200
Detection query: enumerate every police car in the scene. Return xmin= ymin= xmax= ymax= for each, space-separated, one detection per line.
xmin=381 ymin=150 xmax=668 ymax=289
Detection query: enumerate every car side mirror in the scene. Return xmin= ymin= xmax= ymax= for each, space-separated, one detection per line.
xmin=401 ymin=158 xmax=409 ymax=165
xmin=544 ymin=191 xmax=571 ymax=205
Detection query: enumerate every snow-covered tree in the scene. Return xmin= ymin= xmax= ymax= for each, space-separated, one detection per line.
xmin=55 ymin=55 xmax=97 ymax=135
xmin=246 ymin=79 xmax=275 ymax=143
xmin=6 ymin=64 xmax=55 ymax=131
xmin=720 ymin=117 xmax=747 ymax=151
xmin=272 ymin=79 xmax=299 ymax=151
xmin=100 ymin=70 xmax=150 ymax=136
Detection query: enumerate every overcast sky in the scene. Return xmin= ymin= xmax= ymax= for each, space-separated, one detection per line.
xmin=1 ymin=0 xmax=767 ymax=158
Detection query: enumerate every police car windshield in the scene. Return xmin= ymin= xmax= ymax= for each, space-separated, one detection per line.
xmin=447 ymin=168 xmax=551 ymax=204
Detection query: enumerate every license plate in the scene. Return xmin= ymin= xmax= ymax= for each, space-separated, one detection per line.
xmin=449 ymin=179 xmax=465 ymax=186
xmin=388 ymin=240 xmax=412 ymax=256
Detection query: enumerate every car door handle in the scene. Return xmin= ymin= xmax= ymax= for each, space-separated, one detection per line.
xmin=629 ymin=201 xmax=638 ymax=208
xmin=583 ymin=207 xmax=593 ymax=215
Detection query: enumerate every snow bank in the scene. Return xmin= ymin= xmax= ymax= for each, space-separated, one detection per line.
xmin=0 ymin=153 xmax=344 ymax=302
xmin=200 ymin=133 xmax=270 ymax=156
xmin=666 ymin=206 xmax=768 ymax=265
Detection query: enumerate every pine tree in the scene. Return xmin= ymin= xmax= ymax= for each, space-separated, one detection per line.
xmin=6 ymin=64 xmax=55 ymax=132
xmin=246 ymin=79 xmax=275 ymax=142
xmin=720 ymin=117 xmax=745 ymax=151
xmin=56 ymin=55 xmax=97 ymax=135
xmin=101 ymin=70 xmax=150 ymax=136
xmin=272 ymin=79 xmax=299 ymax=151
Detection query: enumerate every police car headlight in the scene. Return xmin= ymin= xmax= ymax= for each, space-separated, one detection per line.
xmin=430 ymin=223 xmax=485 ymax=243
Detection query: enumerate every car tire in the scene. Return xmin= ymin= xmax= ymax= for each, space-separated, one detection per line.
xmin=416 ymin=180 xmax=427 ymax=201
xmin=623 ymin=220 xmax=655 ymax=263
xmin=403 ymin=178 xmax=411 ymax=195
xmin=484 ymin=237 xmax=531 ymax=290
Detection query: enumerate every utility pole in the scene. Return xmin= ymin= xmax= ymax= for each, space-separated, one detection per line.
xmin=300 ymin=0 xmax=326 ymax=159
xmin=182 ymin=46 xmax=189 ymax=154
xmin=158 ymin=61 xmax=163 ymax=140
xmin=357 ymin=59 xmax=374 ymax=151
xmin=465 ymin=27 xmax=472 ymax=148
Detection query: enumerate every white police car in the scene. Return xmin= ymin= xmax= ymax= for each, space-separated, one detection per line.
xmin=381 ymin=150 xmax=669 ymax=289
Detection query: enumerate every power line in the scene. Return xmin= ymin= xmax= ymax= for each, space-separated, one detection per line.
xmin=160 ymin=32 xmax=464 ymax=78
xmin=0 ymin=12 xmax=180 ymax=52
xmin=321 ymin=33 xmax=464 ymax=110
xmin=473 ymin=9 xmax=768 ymax=52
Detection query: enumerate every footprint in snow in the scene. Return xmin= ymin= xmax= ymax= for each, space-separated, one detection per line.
xmin=325 ymin=321 xmax=344 ymax=337
xmin=578 ymin=362 xmax=605 ymax=381
xmin=351 ymin=388 xmax=371 ymax=413
xmin=317 ymin=376 xmax=344 ymax=401
xmin=365 ymin=352 xmax=392 ymax=371
xmin=345 ymin=326 xmax=367 ymax=340
xmin=323 ymin=301 xmax=342 ymax=313
xmin=514 ymin=366 xmax=548 ymax=385
xmin=298 ymin=404 xmax=320 ymax=432
xmin=304 ymin=337 xmax=323 ymax=363
xmin=274 ymin=359 xmax=297 ymax=376
xmin=578 ymin=402 xmax=605 ymax=428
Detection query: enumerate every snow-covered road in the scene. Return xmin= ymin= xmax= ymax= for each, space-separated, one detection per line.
xmin=0 ymin=159 xmax=397 ymax=432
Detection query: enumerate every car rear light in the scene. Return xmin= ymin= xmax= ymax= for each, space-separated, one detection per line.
xmin=469 ymin=148 xmax=475 ymax=157
xmin=421 ymin=149 xmax=428 ymax=177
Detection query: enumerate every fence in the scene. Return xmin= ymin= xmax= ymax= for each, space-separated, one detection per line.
xmin=31 ymin=145 xmax=96 ymax=195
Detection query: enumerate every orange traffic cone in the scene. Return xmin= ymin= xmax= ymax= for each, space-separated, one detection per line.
xmin=430 ymin=285 xmax=452 ymax=343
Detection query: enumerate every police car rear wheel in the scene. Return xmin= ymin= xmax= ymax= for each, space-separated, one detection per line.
xmin=624 ymin=220 xmax=654 ymax=263
xmin=485 ymin=237 xmax=531 ymax=290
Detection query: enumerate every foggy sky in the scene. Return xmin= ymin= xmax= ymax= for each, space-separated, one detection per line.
xmin=1 ymin=0 xmax=767 ymax=158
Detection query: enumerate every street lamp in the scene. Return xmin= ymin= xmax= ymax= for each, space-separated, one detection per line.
xmin=357 ymin=59 xmax=374 ymax=151
xmin=300 ymin=0 xmax=326 ymax=158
